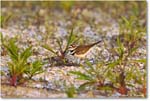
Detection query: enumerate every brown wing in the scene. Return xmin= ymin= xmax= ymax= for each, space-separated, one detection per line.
xmin=74 ymin=45 xmax=91 ymax=55
xmin=74 ymin=40 xmax=101 ymax=55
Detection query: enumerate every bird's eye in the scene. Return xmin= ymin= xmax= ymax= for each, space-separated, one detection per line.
xmin=70 ymin=50 xmax=74 ymax=53
xmin=69 ymin=50 xmax=75 ymax=55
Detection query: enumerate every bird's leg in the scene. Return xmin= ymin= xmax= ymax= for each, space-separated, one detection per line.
xmin=80 ymin=58 xmax=86 ymax=65
xmin=77 ymin=58 xmax=81 ymax=65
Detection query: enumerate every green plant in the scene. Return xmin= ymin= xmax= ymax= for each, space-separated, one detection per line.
xmin=42 ymin=28 xmax=79 ymax=64
xmin=106 ymin=16 xmax=146 ymax=96
xmin=64 ymin=84 xmax=77 ymax=98
xmin=25 ymin=60 xmax=44 ymax=79
xmin=60 ymin=1 xmax=74 ymax=12
xmin=69 ymin=16 xmax=146 ymax=97
xmin=0 ymin=32 xmax=4 ymax=43
xmin=3 ymin=38 xmax=32 ymax=86
xmin=0 ymin=14 xmax=12 ymax=28
xmin=0 ymin=32 xmax=7 ymax=56
xmin=69 ymin=61 xmax=114 ymax=95
xmin=0 ymin=70 xmax=5 ymax=76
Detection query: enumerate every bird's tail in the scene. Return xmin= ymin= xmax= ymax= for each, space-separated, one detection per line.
xmin=90 ymin=40 xmax=102 ymax=47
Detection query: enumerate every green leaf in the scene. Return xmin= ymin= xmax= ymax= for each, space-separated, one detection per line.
xmin=98 ymin=86 xmax=113 ymax=91
xmin=71 ymin=37 xmax=80 ymax=45
xmin=116 ymin=37 xmax=124 ymax=58
xmin=42 ymin=44 xmax=57 ymax=55
xmin=56 ymin=38 xmax=63 ymax=52
xmin=69 ymin=71 xmax=93 ymax=81
xmin=78 ymin=81 xmax=95 ymax=91
xmin=65 ymin=85 xmax=76 ymax=98
xmin=122 ymin=16 xmax=129 ymax=24
xmin=64 ymin=28 xmax=74 ymax=53
xmin=121 ymin=16 xmax=131 ymax=28
xmin=84 ymin=61 xmax=97 ymax=75
xmin=25 ymin=60 xmax=44 ymax=79
xmin=4 ymin=39 xmax=19 ymax=61
xmin=126 ymin=83 xmax=135 ymax=87
xmin=0 ymin=70 xmax=5 ymax=76
xmin=85 ymin=61 xmax=93 ymax=68
xmin=0 ymin=32 xmax=4 ymax=44
xmin=129 ymin=46 xmax=138 ymax=55
xmin=107 ymin=60 xmax=119 ymax=68
xmin=20 ymin=46 xmax=32 ymax=62
xmin=1 ymin=14 xmax=12 ymax=28
xmin=130 ymin=59 xmax=146 ymax=64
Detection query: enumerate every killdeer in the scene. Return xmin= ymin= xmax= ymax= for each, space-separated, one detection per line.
xmin=68 ymin=40 xmax=101 ymax=58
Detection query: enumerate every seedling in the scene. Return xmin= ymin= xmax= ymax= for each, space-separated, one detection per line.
xmin=25 ymin=60 xmax=44 ymax=79
xmin=0 ymin=14 xmax=12 ymax=28
xmin=69 ymin=16 xmax=146 ymax=96
xmin=69 ymin=61 xmax=114 ymax=94
xmin=3 ymin=38 xmax=32 ymax=86
xmin=42 ymin=28 xmax=79 ymax=65
xmin=64 ymin=84 xmax=77 ymax=98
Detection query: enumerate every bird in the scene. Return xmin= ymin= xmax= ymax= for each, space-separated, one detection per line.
xmin=68 ymin=40 xmax=101 ymax=58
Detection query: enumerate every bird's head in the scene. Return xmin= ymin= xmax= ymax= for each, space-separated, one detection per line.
xmin=67 ymin=44 xmax=77 ymax=55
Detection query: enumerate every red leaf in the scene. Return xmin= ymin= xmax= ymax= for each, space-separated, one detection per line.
xmin=118 ymin=86 xmax=127 ymax=95
xmin=10 ymin=75 xmax=17 ymax=86
xmin=142 ymin=86 xmax=146 ymax=97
